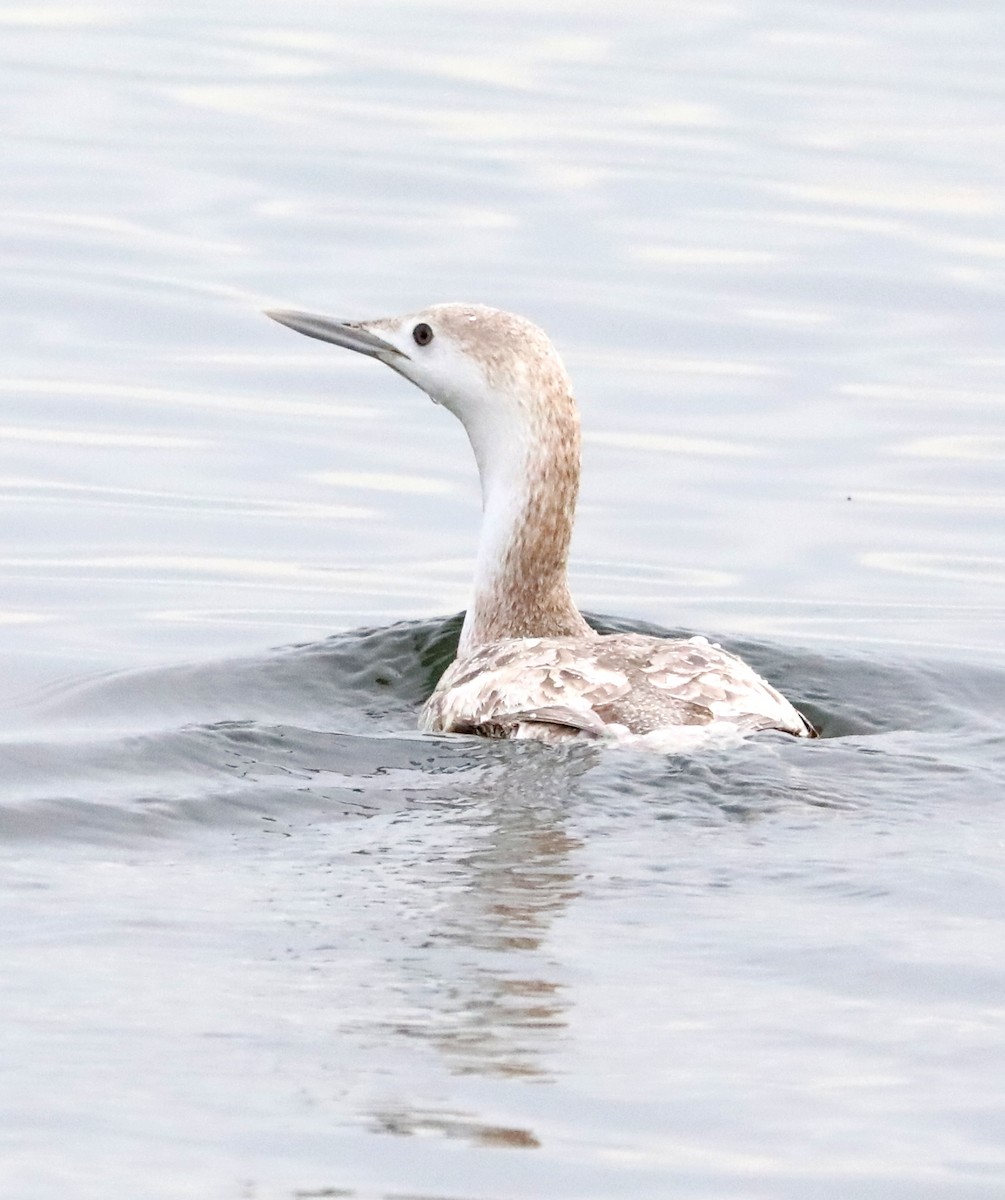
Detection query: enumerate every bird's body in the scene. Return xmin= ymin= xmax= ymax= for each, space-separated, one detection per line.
xmin=267 ymin=302 xmax=814 ymax=745
xmin=422 ymin=632 xmax=810 ymax=746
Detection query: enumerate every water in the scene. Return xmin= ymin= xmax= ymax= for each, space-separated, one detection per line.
xmin=2 ymin=2 xmax=1004 ymax=1197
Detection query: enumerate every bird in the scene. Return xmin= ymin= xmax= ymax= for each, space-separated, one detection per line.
xmin=266 ymin=303 xmax=815 ymax=748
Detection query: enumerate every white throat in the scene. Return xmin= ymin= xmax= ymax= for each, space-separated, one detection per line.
xmin=449 ymin=382 xmax=592 ymax=654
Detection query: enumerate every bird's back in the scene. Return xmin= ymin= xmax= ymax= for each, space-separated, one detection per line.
xmin=421 ymin=632 xmax=814 ymax=744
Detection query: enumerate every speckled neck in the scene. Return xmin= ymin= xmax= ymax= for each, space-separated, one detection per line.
xmin=458 ymin=387 xmax=593 ymax=654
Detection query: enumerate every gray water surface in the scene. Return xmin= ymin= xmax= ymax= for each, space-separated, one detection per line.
xmin=2 ymin=2 xmax=1004 ymax=1198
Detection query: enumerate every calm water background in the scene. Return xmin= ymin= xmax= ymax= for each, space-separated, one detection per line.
xmin=2 ymin=2 xmax=1004 ymax=1198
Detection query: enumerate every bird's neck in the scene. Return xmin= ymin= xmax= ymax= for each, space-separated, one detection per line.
xmin=458 ymin=392 xmax=592 ymax=654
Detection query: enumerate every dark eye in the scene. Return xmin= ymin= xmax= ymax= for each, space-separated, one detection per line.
xmin=412 ymin=322 xmax=433 ymax=346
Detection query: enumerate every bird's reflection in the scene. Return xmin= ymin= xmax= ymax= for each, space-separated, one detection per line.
xmin=362 ymin=739 xmax=598 ymax=1144
xmin=398 ymin=741 xmax=593 ymax=1077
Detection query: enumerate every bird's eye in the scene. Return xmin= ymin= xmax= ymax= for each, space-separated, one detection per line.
xmin=412 ymin=322 xmax=434 ymax=346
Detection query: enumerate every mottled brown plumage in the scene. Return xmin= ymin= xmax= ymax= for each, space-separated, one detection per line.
xmin=421 ymin=633 xmax=812 ymax=744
